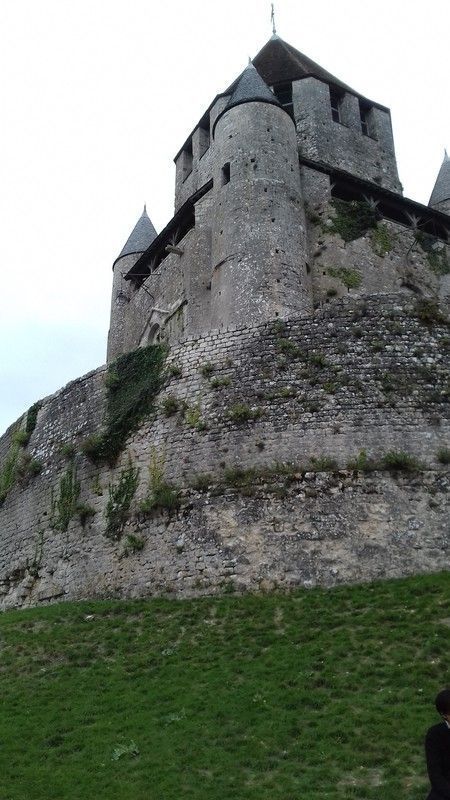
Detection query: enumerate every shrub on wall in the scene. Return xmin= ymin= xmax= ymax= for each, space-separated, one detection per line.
xmin=140 ymin=450 xmax=180 ymax=515
xmin=25 ymin=402 xmax=42 ymax=438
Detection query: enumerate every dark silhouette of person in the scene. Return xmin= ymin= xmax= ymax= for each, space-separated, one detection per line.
xmin=425 ymin=689 xmax=450 ymax=799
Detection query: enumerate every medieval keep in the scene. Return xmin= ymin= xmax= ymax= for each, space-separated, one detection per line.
xmin=0 ymin=35 xmax=449 ymax=609
xmin=107 ymin=35 xmax=450 ymax=361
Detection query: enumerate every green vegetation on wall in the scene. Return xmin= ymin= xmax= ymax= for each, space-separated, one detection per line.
xmin=415 ymin=232 xmax=450 ymax=275
xmin=83 ymin=344 xmax=168 ymax=465
xmin=105 ymin=460 xmax=140 ymax=540
xmin=327 ymin=267 xmax=362 ymax=289
xmin=25 ymin=401 xmax=42 ymax=439
xmin=0 ymin=401 xmax=43 ymax=505
xmin=50 ymin=466 xmax=81 ymax=532
xmin=0 ymin=442 xmax=20 ymax=506
xmin=371 ymin=223 xmax=394 ymax=257
xmin=140 ymin=450 xmax=180 ymax=515
xmin=414 ymin=299 xmax=448 ymax=327
xmin=328 ymin=199 xmax=377 ymax=242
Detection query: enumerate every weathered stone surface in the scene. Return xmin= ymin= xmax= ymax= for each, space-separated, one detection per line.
xmin=0 ymin=298 xmax=448 ymax=609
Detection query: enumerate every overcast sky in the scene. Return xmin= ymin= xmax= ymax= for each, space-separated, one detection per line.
xmin=1 ymin=0 xmax=449 ymax=436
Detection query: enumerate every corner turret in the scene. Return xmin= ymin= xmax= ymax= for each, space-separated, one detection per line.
xmin=429 ymin=151 xmax=450 ymax=216
xmin=107 ymin=206 xmax=157 ymax=363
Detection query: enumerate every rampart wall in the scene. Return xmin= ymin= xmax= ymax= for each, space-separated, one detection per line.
xmin=0 ymin=295 xmax=448 ymax=609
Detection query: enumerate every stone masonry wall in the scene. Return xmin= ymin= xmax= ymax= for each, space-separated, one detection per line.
xmin=0 ymin=296 xmax=448 ymax=609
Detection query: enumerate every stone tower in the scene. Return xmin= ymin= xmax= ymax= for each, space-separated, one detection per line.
xmin=0 ymin=31 xmax=449 ymax=611
xmin=107 ymin=206 xmax=157 ymax=362
xmin=106 ymin=33 xmax=449 ymax=357
xmin=209 ymin=62 xmax=312 ymax=329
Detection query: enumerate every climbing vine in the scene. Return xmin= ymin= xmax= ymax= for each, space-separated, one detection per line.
xmin=82 ymin=344 xmax=168 ymax=465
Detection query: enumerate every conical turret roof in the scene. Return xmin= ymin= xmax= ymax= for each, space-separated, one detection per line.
xmin=114 ymin=206 xmax=157 ymax=266
xmin=213 ymin=62 xmax=282 ymax=135
xmin=227 ymin=61 xmax=281 ymax=110
xmin=429 ymin=151 xmax=450 ymax=209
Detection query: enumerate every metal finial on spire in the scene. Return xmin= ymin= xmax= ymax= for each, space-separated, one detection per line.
xmin=143 ymin=203 xmax=147 ymax=214
xmin=271 ymin=3 xmax=277 ymax=35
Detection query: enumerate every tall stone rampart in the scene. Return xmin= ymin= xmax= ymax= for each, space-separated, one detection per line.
xmin=0 ymin=295 xmax=448 ymax=609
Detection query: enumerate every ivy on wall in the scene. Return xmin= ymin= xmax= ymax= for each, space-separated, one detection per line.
xmin=328 ymin=199 xmax=378 ymax=242
xmin=83 ymin=344 xmax=168 ymax=465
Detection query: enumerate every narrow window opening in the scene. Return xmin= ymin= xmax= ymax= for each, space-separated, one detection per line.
xmin=181 ymin=139 xmax=193 ymax=182
xmin=273 ymin=82 xmax=294 ymax=120
xmin=359 ymin=100 xmax=373 ymax=137
xmin=221 ymin=162 xmax=230 ymax=186
xmin=329 ymin=87 xmax=344 ymax=124
xmin=199 ymin=114 xmax=210 ymax=158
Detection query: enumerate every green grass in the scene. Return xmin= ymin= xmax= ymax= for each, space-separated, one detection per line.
xmin=0 ymin=573 xmax=449 ymax=800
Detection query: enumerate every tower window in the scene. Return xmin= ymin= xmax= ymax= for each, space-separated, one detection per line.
xmin=199 ymin=114 xmax=210 ymax=158
xmin=181 ymin=139 xmax=193 ymax=182
xmin=273 ymin=82 xmax=294 ymax=120
xmin=221 ymin=162 xmax=230 ymax=186
xmin=329 ymin=87 xmax=344 ymax=123
xmin=359 ymin=100 xmax=374 ymax=137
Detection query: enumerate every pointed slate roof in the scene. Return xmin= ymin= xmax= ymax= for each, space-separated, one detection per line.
xmin=212 ymin=62 xmax=282 ymax=135
xmin=114 ymin=206 xmax=157 ymax=267
xmin=429 ymin=151 xmax=450 ymax=209
xmin=253 ymin=34 xmax=355 ymax=93
xmin=251 ymin=35 xmax=385 ymax=110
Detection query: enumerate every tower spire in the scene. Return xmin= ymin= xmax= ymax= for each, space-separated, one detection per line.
xmin=271 ymin=3 xmax=277 ymax=35
xmin=428 ymin=150 xmax=450 ymax=214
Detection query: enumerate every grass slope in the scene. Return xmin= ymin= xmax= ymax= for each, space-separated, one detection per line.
xmin=0 ymin=573 xmax=449 ymax=800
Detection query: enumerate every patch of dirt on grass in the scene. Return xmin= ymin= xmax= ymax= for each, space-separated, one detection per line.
xmin=274 ymin=606 xmax=285 ymax=634
xmin=338 ymin=767 xmax=384 ymax=787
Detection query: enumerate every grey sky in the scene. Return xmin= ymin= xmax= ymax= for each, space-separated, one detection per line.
xmin=1 ymin=0 xmax=449 ymax=435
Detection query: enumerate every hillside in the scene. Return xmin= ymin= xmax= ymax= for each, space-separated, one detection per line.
xmin=1 ymin=573 xmax=449 ymax=799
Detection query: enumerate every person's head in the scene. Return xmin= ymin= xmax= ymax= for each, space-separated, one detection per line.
xmin=435 ymin=689 xmax=450 ymax=720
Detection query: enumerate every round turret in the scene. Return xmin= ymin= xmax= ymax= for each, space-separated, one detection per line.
xmin=107 ymin=206 xmax=157 ymax=362
xmin=210 ymin=63 xmax=312 ymax=330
